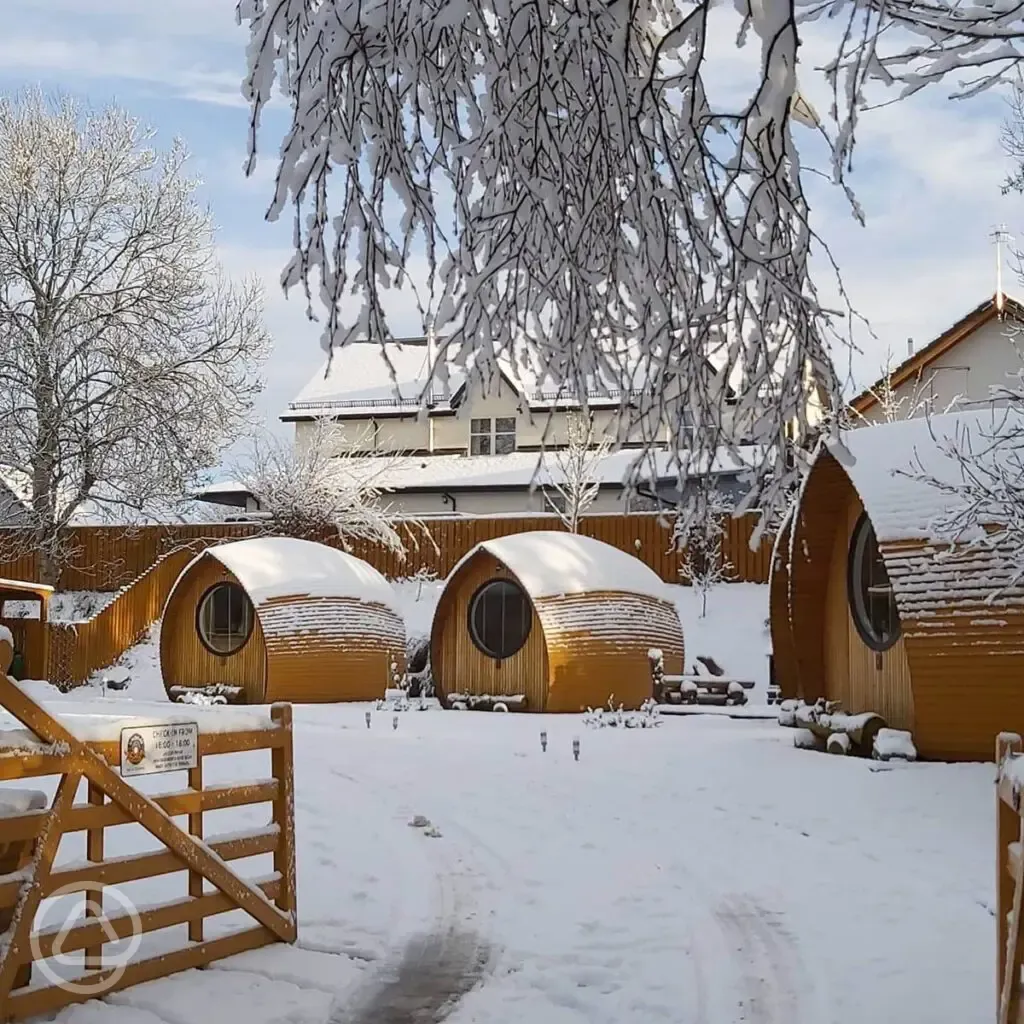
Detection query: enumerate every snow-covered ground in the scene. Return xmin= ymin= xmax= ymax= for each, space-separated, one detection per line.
xmin=1 ymin=700 xmax=994 ymax=1024
xmin=0 ymin=581 xmax=994 ymax=1022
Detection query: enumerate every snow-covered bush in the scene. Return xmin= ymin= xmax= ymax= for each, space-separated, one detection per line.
xmin=583 ymin=698 xmax=662 ymax=729
xmin=405 ymin=634 xmax=434 ymax=698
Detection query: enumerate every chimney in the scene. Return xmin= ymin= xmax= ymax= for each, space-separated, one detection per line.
xmin=907 ymin=337 xmax=914 ymax=358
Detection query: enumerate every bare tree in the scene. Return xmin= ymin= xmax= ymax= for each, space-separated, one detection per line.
xmin=236 ymin=420 xmax=420 ymax=557
xmin=235 ymin=0 xmax=1021 ymax=529
xmin=542 ymin=414 xmax=612 ymax=532
xmin=675 ymin=485 xmax=735 ymax=618
xmin=0 ymin=90 xmax=269 ymax=585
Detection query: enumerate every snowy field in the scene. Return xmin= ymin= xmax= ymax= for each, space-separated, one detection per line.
xmin=6 ymin=703 xmax=994 ymax=1024
xmin=9 ymin=580 xmax=992 ymax=1022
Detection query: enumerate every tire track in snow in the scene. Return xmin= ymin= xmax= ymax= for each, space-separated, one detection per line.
xmin=319 ymin=759 xmax=499 ymax=1023
xmin=710 ymin=894 xmax=806 ymax=1024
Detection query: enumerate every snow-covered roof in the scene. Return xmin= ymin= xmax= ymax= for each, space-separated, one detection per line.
xmin=201 ymin=537 xmax=399 ymax=611
xmin=284 ymin=335 xmax=730 ymax=419
xmin=462 ymin=531 xmax=671 ymax=601
xmin=285 ymin=338 xmax=467 ymax=417
xmin=826 ymin=408 xmax=1024 ymax=543
xmin=196 ymin=447 xmax=761 ymax=508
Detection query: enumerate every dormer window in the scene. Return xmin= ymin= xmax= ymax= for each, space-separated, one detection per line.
xmin=470 ymin=417 xmax=516 ymax=455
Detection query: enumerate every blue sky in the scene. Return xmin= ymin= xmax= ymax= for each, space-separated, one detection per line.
xmin=1 ymin=0 xmax=1018 ymax=461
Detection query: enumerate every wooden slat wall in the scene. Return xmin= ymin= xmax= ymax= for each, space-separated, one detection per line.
xmin=0 ymin=513 xmax=774 ymax=592
xmin=50 ymin=546 xmax=203 ymax=688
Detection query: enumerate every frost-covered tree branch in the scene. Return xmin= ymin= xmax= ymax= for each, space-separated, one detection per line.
xmin=848 ymin=348 xmax=961 ymax=426
xmin=543 ymin=414 xmax=612 ymax=532
xmin=237 ymin=0 xmax=1024 ymax=531
xmin=0 ymin=90 xmax=269 ymax=585
xmin=237 ymin=420 xmax=426 ymax=558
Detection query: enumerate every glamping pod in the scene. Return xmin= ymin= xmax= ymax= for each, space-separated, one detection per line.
xmin=430 ymin=531 xmax=684 ymax=712
xmin=770 ymin=410 xmax=1024 ymax=761
xmin=160 ymin=537 xmax=406 ymax=704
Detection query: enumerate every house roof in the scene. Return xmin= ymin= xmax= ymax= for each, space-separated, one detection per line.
xmin=455 ymin=531 xmax=671 ymax=600
xmin=196 ymin=537 xmax=399 ymax=610
xmin=849 ymin=293 xmax=1024 ymax=415
xmin=196 ymin=446 xmax=762 ymax=506
xmin=283 ymin=335 xmax=734 ymax=421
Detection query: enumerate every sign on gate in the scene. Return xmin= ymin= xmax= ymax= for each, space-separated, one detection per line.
xmin=120 ymin=722 xmax=198 ymax=776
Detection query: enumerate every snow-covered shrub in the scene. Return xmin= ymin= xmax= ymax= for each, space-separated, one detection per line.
xmin=583 ymin=697 xmax=662 ymax=729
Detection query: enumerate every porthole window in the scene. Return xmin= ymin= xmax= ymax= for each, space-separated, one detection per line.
xmin=468 ymin=579 xmax=531 ymax=660
xmin=847 ymin=513 xmax=901 ymax=652
xmin=197 ymin=582 xmax=254 ymax=656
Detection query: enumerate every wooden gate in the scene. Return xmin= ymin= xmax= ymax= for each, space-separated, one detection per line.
xmin=997 ymin=733 xmax=1024 ymax=1023
xmin=0 ymin=636 xmax=296 ymax=1021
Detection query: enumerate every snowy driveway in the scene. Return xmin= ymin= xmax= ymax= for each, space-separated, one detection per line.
xmin=55 ymin=708 xmax=994 ymax=1024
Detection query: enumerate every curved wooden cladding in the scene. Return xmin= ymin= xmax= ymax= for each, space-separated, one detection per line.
xmin=259 ymin=595 xmax=406 ymax=704
xmin=769 ymin=453 xmax=850 ymax=704
xmin=161 ymin=553 xmax=406 ymax=704
xmin=430 ymin=550 xmax=684 ymax=713
xmin=773 ymin=447 xmax=1024 ymax=759
xmin=536 ymin=591 xmax=683 ymax=712
xmin=161 ymin=556 xmax=269 ymax=702
xmin=431 ymin=551 xmax=550 ymax=710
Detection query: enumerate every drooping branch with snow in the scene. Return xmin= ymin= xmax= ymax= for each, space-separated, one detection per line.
xmin=0 ymin=90 xmax=270 ymax=585
xmin=236 ymin=420 xmax=420 ymax=557
xmin=543 ymin=414 xmax=612 ymax=533
xmin=236 ymin=0 xmax=1024 ymax=530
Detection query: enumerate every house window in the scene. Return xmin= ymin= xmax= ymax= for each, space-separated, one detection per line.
xmin=847 ymin=513 xmax=900 ymax=652
xmin=468 ymin=579 xmax=531 ymax=659
xmin=470 ymin=417 xmax=517 ymax=455
xmin=197 ymin=582 xmax=254 ymax=656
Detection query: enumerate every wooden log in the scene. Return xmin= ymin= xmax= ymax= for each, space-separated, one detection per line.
xmin=827 ymin=733 xmax=852 ymax=756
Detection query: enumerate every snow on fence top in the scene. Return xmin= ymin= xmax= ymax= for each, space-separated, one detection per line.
xmin=204 ymin=536 xmax=400 ymax=611
xmin=827 ymin=408 xmax=1024 ymax=544
xmin=461 ymin=531 xmax=671 ymax=601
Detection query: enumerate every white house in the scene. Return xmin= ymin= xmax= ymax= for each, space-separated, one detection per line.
xmin=197 ymin=332 xmax=819 ymax=517
xmin=849 ymin=293 xmax=1024 ymax=422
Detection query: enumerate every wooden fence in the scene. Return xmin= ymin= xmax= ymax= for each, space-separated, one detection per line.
xmin=46 ymin=546 xmax=205 ymax=687
xmin=0 ymin=512 xmax=775 ymax=592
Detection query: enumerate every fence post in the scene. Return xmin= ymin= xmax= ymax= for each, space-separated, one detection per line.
xmin=270 ymin=703 xmax=296 ymax=940
xmin=998 ymin=732 xmax=1023 ymax=1017
xmin=85 ymin=781 xmax=105 ymax=970
xmin=188 ymin=758 xmax=204 ymax=943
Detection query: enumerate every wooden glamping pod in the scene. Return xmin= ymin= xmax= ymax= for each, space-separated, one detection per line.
xmin=770 ymin=409 xmax=1024 ymax=761
xmin=430 ymin=531 xmax=684 ymax=712
xmin=161 ymin=537 xmax=406 ymax=704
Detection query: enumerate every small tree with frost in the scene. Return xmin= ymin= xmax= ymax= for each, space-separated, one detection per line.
xmin=848 ymin=348 xmax=960 ymax=427
xmin=237 ymin=420 xmax=415 ymax=557
xmin=675 ymin=485 xmax=734 ymax=618
xmin=543 ymin=414 xmax=612 ymax=533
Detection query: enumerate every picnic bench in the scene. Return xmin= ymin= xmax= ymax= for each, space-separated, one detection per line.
xmin=649 ymin=653 xmax=755 ymax=706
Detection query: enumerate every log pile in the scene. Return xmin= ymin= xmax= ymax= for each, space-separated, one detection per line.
xmin=778 ymin=698 xmax=888 ymax=757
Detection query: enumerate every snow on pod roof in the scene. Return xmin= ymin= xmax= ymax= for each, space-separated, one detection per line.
xmin=826 ymin=407 xmax=1024 ymax=544
xmin=454 ymin=530 xmax=671 ymax=601
xmin=203 ymin=536 xmax=400 ymax=611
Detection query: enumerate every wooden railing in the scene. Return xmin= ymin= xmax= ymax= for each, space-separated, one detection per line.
xmin=48 ymin=545 xmax=202 ymax=687
xmin=0 ymin=639 xmax=296 ymax=1021
xmin=997 ymin=732 xmax=1024 ymax=1023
